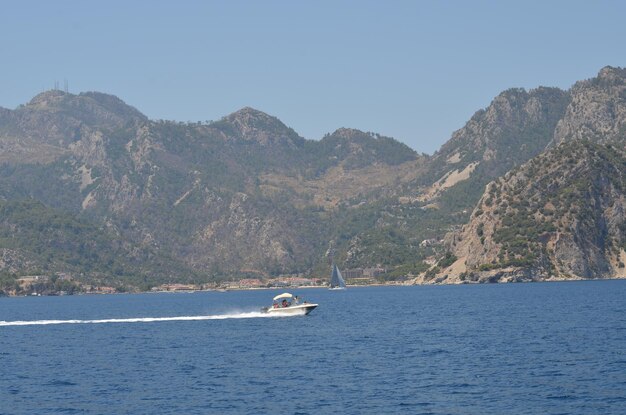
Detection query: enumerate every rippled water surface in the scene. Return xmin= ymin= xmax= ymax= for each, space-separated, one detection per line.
xmin=1 ymin=281 xmax=625 ymax=414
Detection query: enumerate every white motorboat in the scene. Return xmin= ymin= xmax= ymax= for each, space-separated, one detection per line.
xmin=261 ymin=293 xmax=318 ymax=315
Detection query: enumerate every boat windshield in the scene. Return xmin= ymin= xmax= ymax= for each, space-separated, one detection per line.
xmin=272 ymin=294 xmax=303 ymax=308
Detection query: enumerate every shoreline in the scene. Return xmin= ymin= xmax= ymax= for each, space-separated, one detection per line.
xmin=3 ymin=277 xmax=626 ymax=298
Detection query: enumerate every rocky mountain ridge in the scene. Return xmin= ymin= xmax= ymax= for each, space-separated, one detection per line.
xmin=0 ymin=91 xmax=427 ymax=286
xmin=1 ymin=66 xmax=626 ymax=290
xmin=427 ymin=66 xmax=626 ymax=283
xmin=553 ymin=66 xmax=626 ymax=145
xmin=430 ymin=140 xmax=626 ymax=283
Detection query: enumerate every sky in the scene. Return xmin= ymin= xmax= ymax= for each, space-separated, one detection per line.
xmin=1 ymin=1 xmax=625 ymax=154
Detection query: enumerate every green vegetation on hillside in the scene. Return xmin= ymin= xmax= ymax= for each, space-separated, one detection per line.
xmin=0 ymin=199 xmax=200 ymax=290
xmin=469 ymin=140 xmax=626 ymax=276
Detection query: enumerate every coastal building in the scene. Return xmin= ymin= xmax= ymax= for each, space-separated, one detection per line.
xmin=343 ymin=268 xmax=363 ymax=279
xmin=343 ymin=267 xmax=387 ymax=279
xmin=363 ymin=267 xmax=386 ymax=278
xmin=152 ymin=283 xmax=200 ymax=292
xmin=91 ymin=286 xmax=117 ymax=294
xmin=348 ymin=277 xmax=376 ymax=285
xmin=238 ymin=279 xmax=263 ymax=288
xmin=266 ymin=277 xmax=322 ymax=287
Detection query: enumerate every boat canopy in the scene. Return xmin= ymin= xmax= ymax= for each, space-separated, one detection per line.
xmin=273 ymin=293 xmax=293 ymax=301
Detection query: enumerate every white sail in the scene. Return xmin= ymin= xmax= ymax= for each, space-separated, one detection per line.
xmin=330 ymin=263 xmax=346 ymax=289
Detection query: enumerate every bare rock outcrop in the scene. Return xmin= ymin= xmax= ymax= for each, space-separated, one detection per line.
xmin=436 ymin=140 xmax=626 ymax=283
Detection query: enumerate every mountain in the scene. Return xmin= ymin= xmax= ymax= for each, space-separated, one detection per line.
xmin=0 ymin=90 xmax=146 ymax=162
xmin=427 ymin=66 xmax=626 ymax=284
xmin=211 ymin=106 xmax=304 ymax=147
xmin=0 ymin=91 xmax=424 ymax=284
xmin=429 ymin=140 xmax=626 ymax=283
xmin=338 ymin=86 xmax=571 ymax=275
xmin=413 ymin=86 xmax=570 ymax=209
xmin=553 ymin=66 xmax=626 ymax=145
xmin=2 ymin=65 xmax=626 ymax=289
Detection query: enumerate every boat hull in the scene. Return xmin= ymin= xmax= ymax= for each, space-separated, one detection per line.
xmin=262 ymin=304 xmax=318 ymax=316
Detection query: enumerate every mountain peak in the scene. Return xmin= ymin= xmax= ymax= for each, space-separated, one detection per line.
xmin=597 ymin=65 xmax=626 ymax=80
xmin=224 ymin=107 xmax=281 ymax=128
xmin=214 ymin=107 xmax=302 ymax=146
xmin=229 ymin=106 xmax=270 ymax=118
xmin=553 ymin=65 xmax=626 ymax=145
xmin=330 ymin=128 xmax=370 ymax=140
xmin=24 ymin=90 xmax=146 ymax=123
xmin=27 ymin=90 xmax=71 ymax=108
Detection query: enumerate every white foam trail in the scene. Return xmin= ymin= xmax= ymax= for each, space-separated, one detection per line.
xmin=0 ymin=311 xmax=299 ymax=327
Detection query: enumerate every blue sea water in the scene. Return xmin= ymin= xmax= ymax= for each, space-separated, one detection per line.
xmin=1 ymin=281 xmax=625 ymax=414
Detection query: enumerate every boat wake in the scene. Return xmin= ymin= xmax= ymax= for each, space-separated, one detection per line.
xmin=0 ymin=311 xmax=301 ymax=327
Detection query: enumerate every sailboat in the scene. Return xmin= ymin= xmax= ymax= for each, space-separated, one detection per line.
xmin=329 ymin=263 xmax=347 ymax=290
xmin=326 ymin=240 xmax=346 ymax=290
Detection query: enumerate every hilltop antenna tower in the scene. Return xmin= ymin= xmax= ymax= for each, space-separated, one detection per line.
xmin=64 ymin=79 xmax=68 ymax=93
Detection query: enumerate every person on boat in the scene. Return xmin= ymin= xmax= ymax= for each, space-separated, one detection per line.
xmin=281 ymin=299 xmax=288 ymax=308
xmin=293 ymin=296 xmax=299 ymax=305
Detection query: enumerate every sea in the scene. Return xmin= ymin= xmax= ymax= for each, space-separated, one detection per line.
xmin=1 ymin=280 xmax=625 ymax=414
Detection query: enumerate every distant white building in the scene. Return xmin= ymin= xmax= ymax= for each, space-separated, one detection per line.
xmin=419 ymin=239 xmax=438 ymax=247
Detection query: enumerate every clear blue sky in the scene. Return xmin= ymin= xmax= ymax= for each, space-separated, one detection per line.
xmin=1 ymin=1 xmax=625 ymax=153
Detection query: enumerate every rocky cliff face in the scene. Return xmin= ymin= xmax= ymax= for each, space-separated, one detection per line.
xmin=421 ymin=66 xmax=626 ymax=284
xmin=431 ymin=140 xmax=626 ymax=283
xmin=553 ymin=66 xmax=626 ymax=145
xmin=415 ymin=87 xmax=570 ymax=206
